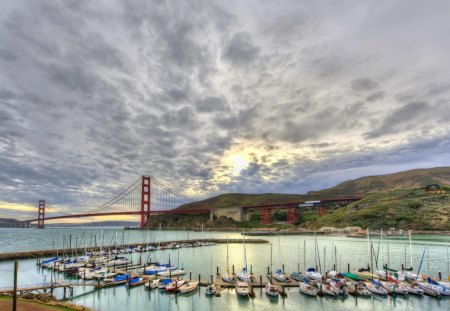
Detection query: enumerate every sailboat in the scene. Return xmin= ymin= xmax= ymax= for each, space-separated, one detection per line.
xmin=222 ymin=237 xmax=233 ymax=282
xmin=205 ymin=254 xmax=216 ymax=295
xmin=237 ymin=232 xmax=251 ymax=282
xmin=264 ymin=282 xmax=279 ymax=297
xmin=235 ymin=281 xmax=250 ymax=297
xmin=273 ymin=237 xmax=287 ymax=282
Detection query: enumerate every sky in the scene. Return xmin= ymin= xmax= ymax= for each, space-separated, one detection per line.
xmin=1 ymin=0 xmax=450 ymax=221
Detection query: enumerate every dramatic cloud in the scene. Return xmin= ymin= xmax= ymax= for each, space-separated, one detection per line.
xmin=1 ymin=0 xmax=450 ymax=219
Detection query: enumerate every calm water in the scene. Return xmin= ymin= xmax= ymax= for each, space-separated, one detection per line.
xmin=0 ymin=228 xmax=449 ymax=311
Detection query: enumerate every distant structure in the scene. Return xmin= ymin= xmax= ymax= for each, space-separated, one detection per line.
xmin=425 ymin=184 xmax=445 ymax=194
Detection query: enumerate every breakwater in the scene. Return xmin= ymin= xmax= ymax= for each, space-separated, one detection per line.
xmin=0 ymin=238 xmax=268 ymax=261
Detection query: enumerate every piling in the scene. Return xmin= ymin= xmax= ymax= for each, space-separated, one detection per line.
xmin=216 ymin=266 xmax=219 ymax=275
xmin=267 ymin=266 xmax=270 ymax=274
xmin=13 ymin=260 xmax=18 ymax=311
xmin=190 ymin=272 xmax=192 ymax=280
xmin=232 ymin=265 xmax=235 ymax=274
xmin=282 ymin=264 xmax=285 ymax=273
xmin=260 ymin=275 xmax=262 ymax=286
xmin=347 ymin=263 xmax=350 ymax=272
xmin=438 ymin=271 xmax=442 ymax=280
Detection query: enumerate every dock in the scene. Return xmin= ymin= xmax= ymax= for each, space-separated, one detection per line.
xmin=0 ymin=238 xmax=268 ymax=262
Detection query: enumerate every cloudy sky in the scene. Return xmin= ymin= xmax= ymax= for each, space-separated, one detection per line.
xmin=1 ymin=0 xmax=450 ymax=220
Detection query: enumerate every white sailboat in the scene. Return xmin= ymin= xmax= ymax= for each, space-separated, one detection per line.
xmin=235 ymin=281 xmax=250 ymax=297
xmin=273 ymin=237 xmax=287 ymax=282
xmin=237 ymin=232 xmax=251 ymax=282
xmin=264 ymin=282 xmax=279 ymax=297
xmin=222 ymin=237 xmax=233 ymax=282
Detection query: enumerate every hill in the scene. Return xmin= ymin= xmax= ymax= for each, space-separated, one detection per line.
xmin=0 ymin=218 xmax=19 ymax=228
xmin=178 ymin=167 xmax=450 ymax=211
xmin=312 ymin=188 xmax=450 ymax=230
xmin=308 ymin=167 xmax=450 ymax=197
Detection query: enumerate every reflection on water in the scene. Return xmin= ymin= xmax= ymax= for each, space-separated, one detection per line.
xmin=0 ymin=228 xmax=449 ymax=310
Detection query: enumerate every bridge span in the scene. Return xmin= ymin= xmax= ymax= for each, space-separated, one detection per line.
xmin=22 ymin=176 xmax=363 ymax=228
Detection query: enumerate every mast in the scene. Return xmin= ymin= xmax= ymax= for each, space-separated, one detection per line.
xmin=416 ymin=245 xmax=427 ymax=280
xmin=270 ymin=243 xmax=273 ymax=278
xmin=387 ymin=236 xmax=390 ymax=268
xmin=370 ymin=241 xmax=374 ymax=279
xmin=226 ymin=237 xmax=230 ymax=274
xmin=367 ymin=228 xmax=370 ymax=268
xmin=380 ymin=229 xmax=383 ymax=267
xmin=243 ymin=231 xmax=247 ymax=271
xmin=314 ymin=231 xmax=317 ymax=270
xmin=334 ymin=245 xmax=337 ymax=271
xmin=100 ymin=229 xmax=104 ymax=254
xmin=447 ymin=243 xmax=449 ymax=277
xmin=303 ymin=240 xmax=306 ymax=272
xmin=409 ymin=230 xmax=413 ymax=269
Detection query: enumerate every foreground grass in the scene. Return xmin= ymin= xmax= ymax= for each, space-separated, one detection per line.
xmin=0 ymin=295 xmax=92 ymax=311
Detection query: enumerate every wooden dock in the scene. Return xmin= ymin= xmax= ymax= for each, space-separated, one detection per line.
xmin=0 ymin=281 xmax=78 ymax=297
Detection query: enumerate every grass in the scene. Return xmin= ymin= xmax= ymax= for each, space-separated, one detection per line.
xmin=0 ymin=296 xmax=88 ymax=311
xmin=312 ymin=188 xmax=450 ymax=230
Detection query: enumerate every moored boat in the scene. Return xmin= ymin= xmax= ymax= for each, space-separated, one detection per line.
xmin=264 ymin=282 xmax=279 ymax=297
xmin=365 ymin=280 xmax=388 ymax=296
xmin=179 ymin=280 xmax=199 ymax=294
xmin=235 ymin=281 xmax=250 ymax=297
xmin=299 ymin=281 xmax=318 ymax=297
xmin=165 ymin=280 xmax=185 ymax=292
xmin=205 ymin=283 xmax=216 ymax=295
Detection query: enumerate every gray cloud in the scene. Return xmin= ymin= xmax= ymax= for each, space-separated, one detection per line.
xmin=222 ymin=32 xmax=260 ymax=66
xmin=351 ymin=78 xmax=379 ymax=91
xmin=1 ymin=0 xmax=450 ymax=219
xmin=366 ymin=91 xmax=386 ymax=102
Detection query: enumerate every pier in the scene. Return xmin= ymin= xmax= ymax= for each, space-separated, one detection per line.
xmin=0 ymin=238 xmax=268 ymax=261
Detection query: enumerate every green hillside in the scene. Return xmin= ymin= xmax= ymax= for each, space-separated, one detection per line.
xmin=308 ymin=167 xmax=450 ymax=197
xmin=312 ymin=188 xmax=450 ymax=230
xmin=179 ymin=167 xmax=450 ymax=211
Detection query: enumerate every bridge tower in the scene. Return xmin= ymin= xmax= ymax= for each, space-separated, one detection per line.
xmin=260 ymin=209 xmax=272 ymax=224
xmin=37 ymin=200 xmax=45 ymax=229
xmin=287 ymin=208 xmax=298 ymax=224
xmin=318 ymin=206 xmax=328 ymax=217
xmin=140 ymin=176 xmax=151 ymax=228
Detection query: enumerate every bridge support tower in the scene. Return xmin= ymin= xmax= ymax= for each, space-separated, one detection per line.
xmin=37 ymin=200 xmax=45 ymax=229
xmin=140 ymin=176 xmax=151 ymax=228
xmin=318 ymin=206 xmax=328 ymax=217
xmin=260 ymin=209 xmax=271 ymax=224
xmin=287 ymin=208 xmax=298 ymax=224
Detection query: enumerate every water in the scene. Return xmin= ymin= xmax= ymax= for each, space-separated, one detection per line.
xmin=0 ymin=228 xmax=449 ymax=311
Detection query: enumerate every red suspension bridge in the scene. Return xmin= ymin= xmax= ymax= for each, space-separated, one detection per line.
xmin=23 ymin=176 xmax=209 ymax=229
xmin=17 ymin=176 xmax=363 ymax=228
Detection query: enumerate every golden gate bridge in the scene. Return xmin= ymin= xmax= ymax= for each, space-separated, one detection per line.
xmin=22 ymin=176 xmax=209 ymax=229
xmin=16 ymin=176 xmax=363 ymax=228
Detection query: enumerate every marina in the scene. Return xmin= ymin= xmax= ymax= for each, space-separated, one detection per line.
xmin=0 ymin=228 xmax=449 ymax=311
